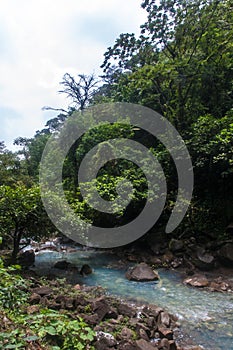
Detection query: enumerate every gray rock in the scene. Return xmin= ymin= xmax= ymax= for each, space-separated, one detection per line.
xmin=194 ymin=248 xmax=215 ymax=270
xmin=169 ymin=239 xmax=184 ymax=252
xmin=159 ymin=311 xmax=171 ymax=327
xmin=218 ymin=243 xmax=233 ymax=266
xmin=126 ymin=263 xmax=159 ymax=282
xmin=80 ymin=264 xmax=92 ymax=276
xmin=118 ymin=303 xmax=136 ymax=317
xmin=18 ymin=249 xmax=35 ymax=266
xmin=53 ymin=260 xmax=72 ymax=269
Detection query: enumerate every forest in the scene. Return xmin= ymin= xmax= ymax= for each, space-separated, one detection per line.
xmin=0 ymin=0 xmax=233 ymax=349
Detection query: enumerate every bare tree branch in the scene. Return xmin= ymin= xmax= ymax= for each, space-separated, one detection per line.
xmin=59 ymin=73 xmax=99 ymax=110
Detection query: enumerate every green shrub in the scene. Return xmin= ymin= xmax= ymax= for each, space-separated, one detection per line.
xmin=0 ymin=264 xmax=28 ymax=309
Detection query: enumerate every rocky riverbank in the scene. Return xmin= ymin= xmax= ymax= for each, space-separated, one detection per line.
xmin=3 ymin=234 xmax=232 ymax=349
xmin=113 ymin=233 xmax=233 ymax=294
xmin=23 ymin=271 xmax=201 ymax=350
xmin=15 ymin=232 xmax=233 ymax=295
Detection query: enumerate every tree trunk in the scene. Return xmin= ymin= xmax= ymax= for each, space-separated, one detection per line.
xmin=11 ymin=226 xmax=23 ymax=263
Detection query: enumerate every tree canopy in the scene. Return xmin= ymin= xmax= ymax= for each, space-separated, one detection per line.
xmin=0 ymin=0 xmax=232 ymax=257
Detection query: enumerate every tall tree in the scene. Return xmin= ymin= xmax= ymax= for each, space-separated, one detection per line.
xmin=59 ymin=73 xmax=99 ymax=111
xmin=0 ymin=185 xmax=55 ymax=261
xmin=101 ymin=0 xmax=233 ymax=128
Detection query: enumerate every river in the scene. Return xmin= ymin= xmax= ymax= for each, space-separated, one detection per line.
xmin=33 ymin=248 xmax=233 ymax=350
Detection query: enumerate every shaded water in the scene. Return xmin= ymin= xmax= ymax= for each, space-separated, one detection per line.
xmin=34 ymin=249 xmax=233 ymax=350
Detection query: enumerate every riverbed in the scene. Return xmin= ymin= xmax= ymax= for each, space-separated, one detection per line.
xmin=33 ymin=248 xmax=233 ymax=350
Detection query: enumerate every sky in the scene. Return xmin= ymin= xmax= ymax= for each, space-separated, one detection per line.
xmin=0 ymin=0 xmax=146 ymax=150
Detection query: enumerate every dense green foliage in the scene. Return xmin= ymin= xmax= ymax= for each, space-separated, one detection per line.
xmin=0 ymin=0 xmax=232 ymax=257
xmin=0 ymin=185 xmax=55 ymax=260
xmin=99 ymin=0 xmax=233 ymax=234
xmin=0 ymin=257 xmax=95 ymax=349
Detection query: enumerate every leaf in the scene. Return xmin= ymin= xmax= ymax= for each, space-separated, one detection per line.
xmin=45 ymin=326 xmax=57 ymax=335
xmin=25 ymin=335 xmax=39 ymax=342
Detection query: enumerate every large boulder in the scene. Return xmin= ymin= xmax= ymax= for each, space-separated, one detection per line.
xmin=193 ymin=248 xmax=215 ymax=270
xmin=80 ymin=264 xmax=92 ymax=276
xmin=218 ymin=243 xmax=233 ymax=266
xmin=126 ymin=263 xmax=159 ymax=282
xmin=53 ymin=260 xmax=72 ymax=269
xmin=18 ymin=249 xmax=35 ymax=267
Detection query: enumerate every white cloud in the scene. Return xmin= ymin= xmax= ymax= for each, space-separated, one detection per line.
xmin=0 ymin=0 xmax=146 ymax=148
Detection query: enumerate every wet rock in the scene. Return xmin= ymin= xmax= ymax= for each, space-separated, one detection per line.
xmin=145 ymin=316 xmax=156 ymax=329
xmin=126 ymin=263 xmax=159 ymax=282
xmin=92 ymin=296 xmax=111 ymax=321
xmin=209 ymin=276 xmax=231 ymax=292
xmin=159 ymin=338 xmax=170 ymax=350
xmin=136 ymin=338 xmax=158 ymax=350
xmin=118 ymin=303 xmax=136 ymax=317
xmin=193 ymin=248 xmax=215 ymax=270
xmin=80 ymin=264 xmax=92 ymax=276
xmin=169 ymin=239 xmax=184 ymax=253
xmin=159 ymin=312 xmax=171 ymax=328
xmin=158 ymin=327 xmax=173 ymax=340
xmin=168 ymin=340 xmax=177 ymax=350
xmin=31 ymin=286 xmax=53 ymax=296
xmin=183 ymin=274 xmax=209 ymax=288
xmin=18 ymin=249 xmax=35 ymax=267
xmin=95 ymin=331 xmax=117 ymax=349
xmin=53 ymin=260 xmax=72 ymax=269
xmin=218 ymin=243 xmax=233 ymax=266
xmin=143 ymin=305 xmax=163 ymax=318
